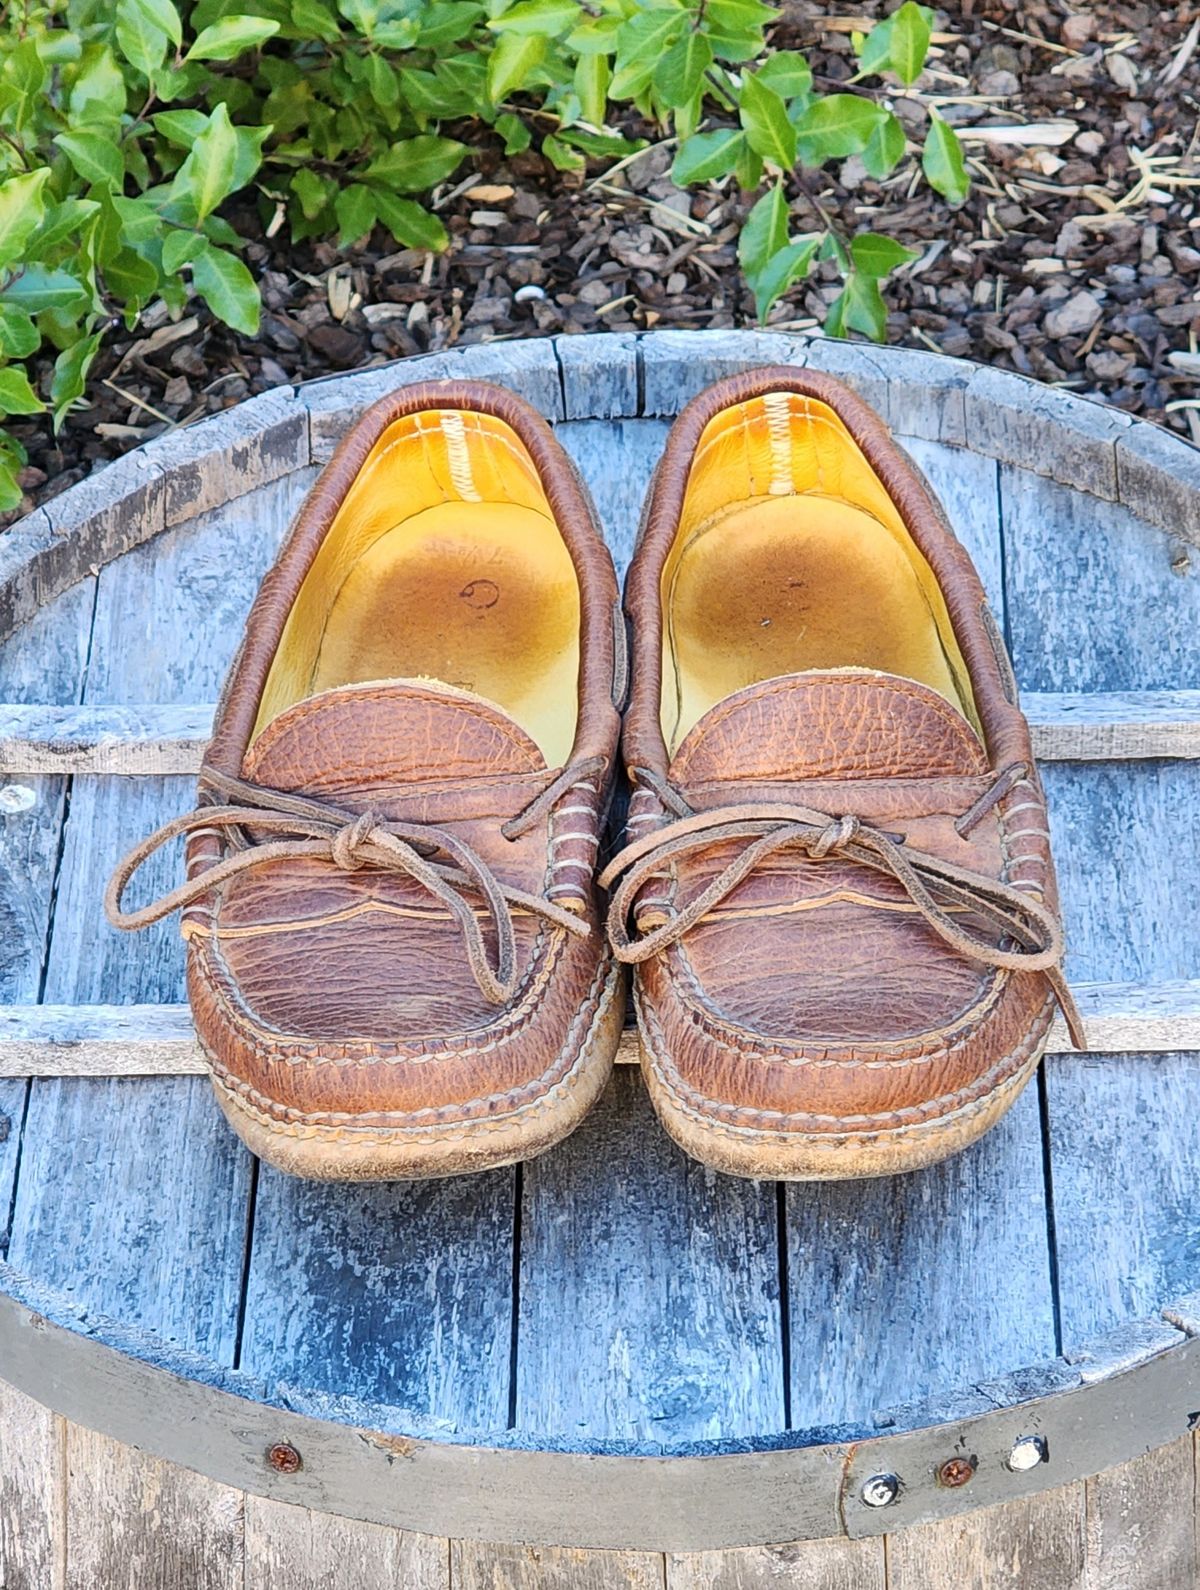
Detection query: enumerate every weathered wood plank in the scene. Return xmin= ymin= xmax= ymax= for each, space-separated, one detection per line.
xmin=244 ymin=1495 xmax=447 ymax=1589
xmin=1115 ymin=413 xmax=1200 ymax=549
xmin=555 ymin=418 xmax=671 ymax=581
xmin=3 ymin=979 xmax=1196 ymax=1077
xmin=786 ymin=1083 xmax=1054 ymax=1431
xmin=884 ymin=1484 xmax=1085 ymax=1590
xmin=640 ymin=330 xmax=805 ymax=414
xmin=302 ymin=341 xmax=564 ymax=461
xmin=516 ymin=1069 xmax=784 ymax=1444
xmin=898 ymin=434 xmax=1003 ymax=613
xmin=0 ymin=1378 xmax=65 ymax=1590
xmin=6 ymin=478 xmax=311 ymax=1368
xmin=451 ymin=1539 xmax=665 ymax=1590
xmin=7 ymin=689 xmax=1200 ymax=774
xmin=64 ymin=1424 xmax=244 ymax=1590
xmin=667 ymin=1537 xmax=884 ymax=1590
xmin=240 ymin=1163 xmax=516 ymax=1435
xmin=554 ymin=332 xmax=639 ymax=420
xmin=966 ymin=366 xmax=1133 ymax=500
xmin=1002 ymin=465 xmax=1200 ymax=694
xmin=1082 ymin=1439 xmax=1198 ymax=1590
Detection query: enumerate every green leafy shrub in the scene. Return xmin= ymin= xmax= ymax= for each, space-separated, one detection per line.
xmin=0 ymin=0 xmax=969 ymax=509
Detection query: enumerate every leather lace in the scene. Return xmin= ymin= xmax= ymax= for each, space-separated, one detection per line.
xmin=598 ymin=768 xmax=1086 ymax=1049
xmin=105 ymin=759 xmax=604 ymax=1006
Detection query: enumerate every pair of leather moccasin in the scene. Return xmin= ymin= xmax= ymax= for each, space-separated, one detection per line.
xmin=108 ymin=368 xmax=1084 ymax=1184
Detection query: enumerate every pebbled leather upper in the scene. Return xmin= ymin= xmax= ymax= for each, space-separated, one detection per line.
xmin=181 ymin=381 xmax=622 ymax=1135
xmin=616 ymin=368 xmax=1070 ymax=1143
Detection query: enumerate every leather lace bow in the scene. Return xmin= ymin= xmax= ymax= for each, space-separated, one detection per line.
xmin=105 ymin=762 xmax=601 ymax=1005
xmin=598 ymin=795 xmax=1087 ymax=1050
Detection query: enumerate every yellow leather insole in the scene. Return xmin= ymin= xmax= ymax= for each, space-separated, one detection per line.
xmin=662 ymin=393 xmax=978 ymax=753
xmin=255 ymin=410 xmax=580 ymax=766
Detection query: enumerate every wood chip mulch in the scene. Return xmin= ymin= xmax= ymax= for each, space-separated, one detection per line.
xmin=7 ymin=0 xmax=1200 ymax=526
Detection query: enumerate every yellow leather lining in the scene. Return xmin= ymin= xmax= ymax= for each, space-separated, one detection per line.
xmin=254 ymin=410 xmax=580 ymax=764
xmin=661 ymin=393 xmax=979 ymax=751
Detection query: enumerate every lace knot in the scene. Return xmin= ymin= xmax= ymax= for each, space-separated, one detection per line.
xmin=331 ymin=809 xmax=381 ymax=872
xmin=808 ymin=813 xmax=859 ymax=859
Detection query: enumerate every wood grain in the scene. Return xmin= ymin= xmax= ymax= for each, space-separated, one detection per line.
xmin=897 ymin=435 xmax=1004 ymax=613
xmin=786 ymin=1084 xmax=1055 ymax=1430
xmin=0 ymin=1378 xmax=65 ymax=1590
xmin=1082 ymin=1439 xmax=1198 ymax=1590
xmin=240 ymin=1162 xmax=516 ymax=1433
xmin=244 ymin=1495 xmax=448 ymax=1589
xmin=517 ymin=1069 xmax=785 ymax=1443
xmin=451 ymin=1539 xmax=665 ymax=1590
xmin=555 ymin=418 xmax=670 ymax=581
xmin=884 ymin=1484 xmax=1086 ymax=1589
xmin=667 ymin=1538 xmax=884 ymax=1590
xmin=64 ymin=1424 xmax=244 ymax=1590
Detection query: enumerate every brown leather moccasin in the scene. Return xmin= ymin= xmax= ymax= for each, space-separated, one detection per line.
xmin=602 ymin=368 xmax=1084 ymax=1181
xmin=108 ymin=382 xmax=626 ymax=1181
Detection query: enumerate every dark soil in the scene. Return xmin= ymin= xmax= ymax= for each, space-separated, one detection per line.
xmin=8 ymin=0 xmax=1200 ymax=523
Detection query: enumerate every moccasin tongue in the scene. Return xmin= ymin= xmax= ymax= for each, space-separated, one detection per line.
xmin=242 ymin=678 xmax=546 ymax=798
xmin=670 ymin=670 xmax=987 ymax=784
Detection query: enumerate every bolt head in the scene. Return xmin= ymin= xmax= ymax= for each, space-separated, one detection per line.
xmin=266 ymin=1441 xmax=302 ymax=1474
xmin=1008 ymin=1435 xmax=1047 ymax=1472
xmin=860 ymin=1472 xmax=900 ymax=1509
xmin=938 ymin=1456 xmax=976 ymax=1488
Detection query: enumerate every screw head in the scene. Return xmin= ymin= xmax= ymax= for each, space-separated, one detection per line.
xmin=1007 ymin=1435 xmax=1047 ymax=1472
xmin=938 ymin=1456 xmax=977 ymax=1488
xmin=0 ymin=785 xmax=36 ymax=815
xmin=266 ymin=1441 xmax=302 ymax=1474
xmin=860 ymin=1472 xmax=900 ymax=1509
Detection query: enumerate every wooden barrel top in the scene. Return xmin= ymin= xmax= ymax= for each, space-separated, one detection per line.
xmin=0 ymin=331 xmax=1197 ymax=1551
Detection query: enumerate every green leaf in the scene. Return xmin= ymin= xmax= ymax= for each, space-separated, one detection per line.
xmin=54 ymin=132 xmax=125 ymax=192
xmin=0 ymin=366 xmax=43 ymax=416
xmin=363 ymin=52 xmax=399 ymax=106
xmin=486 ymin=30 xmax=548 ymax=102
xmin=186 ymin=16 xmax=281 ymax=60
xmin=0 ymin=458 xmax=23 ymax=513
xmin=365 ymin=135 xmax=468 ymax=193
xmin=489 ymin=0 xmax=580 ymax=35
xmin=291 ymin=167 xmax=335 ymax=221
xmin=338 ymin=0 xmax=379 ymax=35
xmin=417 ymin=5 xmax=486 ymax=48
xmin=923 ymin=111 xmax=969 ymax=204
xmin=858 ymin=1 xmax=932 ymax=86
xmin=153 ymin=109 xmax=210 ymax=148
xmin=36 ymin=199 xmax=101 ymax=255
xmin=68 ymin=46 xmax=129 ymax=125
xmin=115 ymin=0 xmax=171 ymax=76
xmin=794 ymin=95 xmax=885 ymax=165
xmin=737 ymin=183 xmax=788 ymax=277
xmin=50 ymin=330 xmax=102 ymax=429
xmin=573 ymin=51 xmax=610 ymax=126
xmin=826 ymin=270 xmax=888 ymax=341
xmin=704 ymin=0 xmax=775 ymax=30
xmin=168 ymin=103 xmax=240 ymax=221
xmin=0 ymin=170 xmax=50 ymax=273
xmin=495 ymin=112 xmax=532 ymax=155
xmin=739 ymin=71 xmax=797 ymax=169
xmin=654 ymin=31 xmax=713 ymax=109
xmin=191 ymin=242 xmax=260 ymax=335
xmin=1 ymin=268 xmax=89 ymax=313
xmin=861 ymin=110 xmax=906 ymax=179
xmin=565 ymin=15 xmax=621 ymax=53
xmin=747 ymin=234 xmax=819 ymax=322
xmin=0 ymin=306 xmax=39 ymax=359
xmin=611 ymin=8 xmax=687 ymax=99
xmin=291 ymin=0 xmax=342 ymax=40
xmin=162 ymin=228 xmax=202 ymax=273
xmin=755 ymin=51 xmax=813 ymax=103
xmin=104 ymin=247 xmax=159 ymax=307
xmin=334 ymin=183 xmax=377 ymax=244
xmin=672 ymin=127 xmax=745 ymax=184
xmin=850 ymin=231 xmax=917 ymax=278
xmin=733 ymin=138 xmax=763 ymax=190
xmin=542 ymin=133 xmax=585 ymax=172
xmin=372 ymin=192 xmax=448 ymax=251
xmin=125 ymin=0 xmax=183 ymax=48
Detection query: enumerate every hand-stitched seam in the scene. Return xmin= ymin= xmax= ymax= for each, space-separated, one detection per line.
xmin=660 ymin=942 xmax=1005 ymax=1067
xmin=207 ymin=957 xmax=620 ymax=1131
xmin=639 ymin=985 xmax=1053 ymax=1131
